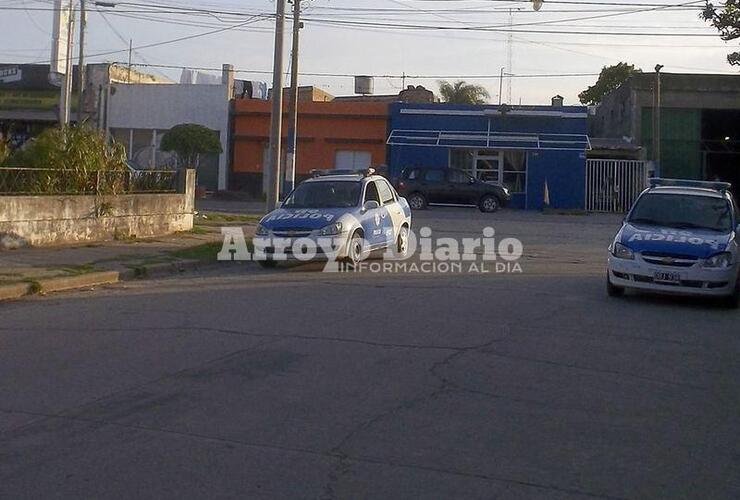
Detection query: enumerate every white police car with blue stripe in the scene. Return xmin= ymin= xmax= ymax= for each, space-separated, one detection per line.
xmin=253 ymin=169 xmax=412 ymax=267
xmin=607 ymin=178 xmax=740 ymax=308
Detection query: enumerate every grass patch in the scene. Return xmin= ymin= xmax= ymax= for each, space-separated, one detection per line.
xmin=169 ymin=242 xmax=224 ymax=261
xmin=25 ymin=280 xmax=43 ymax=295
xmin=189 ymin=226 xmax=210 ymax=235
xmin=198 ymin=212 xmax=262 ymax=224
xmin=169 ymin=240 xmax=253 ymax=262
xmin=59 ymin=264 xmax=98 ymax=276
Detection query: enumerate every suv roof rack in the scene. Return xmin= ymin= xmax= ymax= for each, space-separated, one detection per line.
xmin=311 ymin=167 xmax=376 ymax=178
xmin=649 ymin=177 xmax=732 ymax=193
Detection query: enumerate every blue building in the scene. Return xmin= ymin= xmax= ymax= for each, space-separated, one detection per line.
xmin=387 ymin=101 xmax=590 ymax=209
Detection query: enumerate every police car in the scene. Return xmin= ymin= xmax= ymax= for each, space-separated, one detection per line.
xmin=607 ymin=178 xmax=740 ymax=308
xmin=253 ymin=168 xmax=412 ymax=267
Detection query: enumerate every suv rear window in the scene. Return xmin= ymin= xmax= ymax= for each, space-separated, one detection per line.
xmin=404 ymin=169 xmax=421 ymax=180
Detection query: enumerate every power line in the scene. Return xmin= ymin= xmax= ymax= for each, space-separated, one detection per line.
xmin=115 ymin=62 xmax=602 ymax=79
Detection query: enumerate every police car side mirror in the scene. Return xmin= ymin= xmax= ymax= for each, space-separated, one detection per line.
xmin=362 ymin=200 xmax=380 ymax=212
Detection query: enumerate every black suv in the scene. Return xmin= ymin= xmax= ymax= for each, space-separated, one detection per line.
xmin=397 ymin=168 xmax=511 ymax=213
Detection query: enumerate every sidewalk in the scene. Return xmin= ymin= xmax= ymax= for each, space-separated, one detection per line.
xmin=0 ymin=209 xmax=258 ymax=300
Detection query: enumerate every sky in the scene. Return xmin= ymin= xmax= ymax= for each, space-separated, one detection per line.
xmin=0 ymin=0 xmax=738 ymax=105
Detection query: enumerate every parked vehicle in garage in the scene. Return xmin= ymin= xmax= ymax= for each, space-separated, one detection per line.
xmin=607 ymin=178 xmax=740 ymax=308
xmin=396 ymin=167 xmax=510 ymax=213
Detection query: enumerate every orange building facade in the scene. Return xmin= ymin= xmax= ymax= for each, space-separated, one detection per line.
xmin=230 ymin=99 xmax=389 ymax=194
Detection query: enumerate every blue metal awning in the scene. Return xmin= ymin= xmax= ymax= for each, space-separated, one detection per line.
xmin=387 ymin=129 xmax=591 ymax=151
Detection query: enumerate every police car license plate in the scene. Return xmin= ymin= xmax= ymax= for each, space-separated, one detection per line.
xmin=654 ymin=271 xmax=681 ymax=283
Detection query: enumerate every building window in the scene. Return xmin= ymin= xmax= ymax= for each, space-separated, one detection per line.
xmin=501 ymin=151 xmax=527 ymax=194
xmin=449 ymin=149 xmax=527 ymax=193
xmin=335 ymin=150 xmax=371 ymax=170
xmin=449 ymin=149 xmax=474 ymax=172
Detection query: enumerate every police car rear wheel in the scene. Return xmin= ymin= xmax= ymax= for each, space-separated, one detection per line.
xmin=396 ymin=225 xmax=409 ymax=257
xmin=606 ymin=272 xmax=624 ymax=297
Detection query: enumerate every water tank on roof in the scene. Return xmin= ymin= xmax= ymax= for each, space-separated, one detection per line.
xmin=354 ymin=76 xmax=374 ymax=95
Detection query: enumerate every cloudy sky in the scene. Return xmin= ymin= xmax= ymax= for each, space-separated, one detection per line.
xmin=0 ymin=0 xmax=737 ymax=105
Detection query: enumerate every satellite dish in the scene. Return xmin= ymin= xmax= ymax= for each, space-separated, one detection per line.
xmin=532 ymin=0 xmax=543 ymax=11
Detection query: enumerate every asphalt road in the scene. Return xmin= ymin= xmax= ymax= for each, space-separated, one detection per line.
xmin=2 ymin=208 xmax=739 ymax=500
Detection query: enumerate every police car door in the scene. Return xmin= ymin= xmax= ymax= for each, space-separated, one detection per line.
xmin=376 ymin=178 xmax=399 ymax=246
xmin=361 ymin=181 xmax=387 ymax=248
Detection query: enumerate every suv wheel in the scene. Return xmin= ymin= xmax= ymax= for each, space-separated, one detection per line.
xmin=479 ymin=194 xmax=500 ymax=213
xmin=407 ymin=193 xmax=427 ymax=210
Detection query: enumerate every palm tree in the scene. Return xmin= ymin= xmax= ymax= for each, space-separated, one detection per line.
xmin=437 ymin=80 xmax=490 ymax=105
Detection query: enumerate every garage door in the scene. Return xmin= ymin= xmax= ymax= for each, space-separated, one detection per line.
xmin=334 ymin=150 xmax=372 ymax=170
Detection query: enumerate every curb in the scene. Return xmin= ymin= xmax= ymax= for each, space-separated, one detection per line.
xmin=0 ymin=282 xmax=32 ymax=301
xmin=118 ymin=259 xmax=204 ymax=281
xmin=0 ymin=260 xmax=210 ymax=303
xmin=0 ymin=271 xmax=120 ymax=302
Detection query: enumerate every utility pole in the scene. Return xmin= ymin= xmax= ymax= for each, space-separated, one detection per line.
xmin=506 ymin=8 xmax=513 ymax=104
xmin=127 ymin=39 xmax=133 ymax=83
xmin=59 ymin=1 xmax=75 ymax=125
xmin=284 ymin=0 xmax=302 ymax=196
xmin=653 ymin=64 xmax=664 ymax=175
xmin=76 ymin=0 xmax=87 ymax=124
xmin=266 ymin=0 xmax=286 ymax=210
xmin=498 ymin=67 xmax=504 ymax=106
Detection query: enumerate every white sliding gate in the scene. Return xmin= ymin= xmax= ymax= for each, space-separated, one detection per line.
xmin=585 ymin=159 xmax=648 ymax=213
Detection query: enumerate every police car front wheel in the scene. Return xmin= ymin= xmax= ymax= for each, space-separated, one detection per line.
xmin=606 ymin=272 xmax=624 ymax=297
xmin=343 ymin=231 xmax=365 ymax=266
xmin=724 ymin=279 xmax=740 ymax=309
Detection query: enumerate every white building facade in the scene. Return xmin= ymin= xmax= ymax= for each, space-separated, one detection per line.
xmin=107 ymin=65 xmax=233 ymax=191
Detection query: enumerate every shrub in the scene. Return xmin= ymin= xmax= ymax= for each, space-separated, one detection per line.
xmin=3 ymin=126 xmax=129 ymax=195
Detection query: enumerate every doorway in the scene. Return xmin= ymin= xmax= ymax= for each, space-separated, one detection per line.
xmin=471 ymin=152 xmax=502 ymax=184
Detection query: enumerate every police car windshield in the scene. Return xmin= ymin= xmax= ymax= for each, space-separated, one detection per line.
xmin=283 ymin=181 xmax=361 ymax=209
xmin=628 ymin=193 xmax=733 ymax=232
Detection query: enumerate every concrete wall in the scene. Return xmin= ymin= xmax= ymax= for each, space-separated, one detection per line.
xmin=0 ymin=170 xmax=195 ymax=247
xmin=107 ymin=83 xmax=230 ymax=190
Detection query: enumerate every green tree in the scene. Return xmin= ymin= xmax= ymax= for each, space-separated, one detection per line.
xmin=702 ymin=1 xmax=740 ymax=66
xmin=160 ymin=123 xmax=222 ymax=170
xmin=578 ymin=63 xmax=641 ymax=105
xmin=438 ymin=80 xmax=490 ymax=105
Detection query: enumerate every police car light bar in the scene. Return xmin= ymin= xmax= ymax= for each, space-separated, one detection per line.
xmin=311 ymin=168 xmax=376 ymax=178
xmin=649 ymin=178 xmax=732 ymax=192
